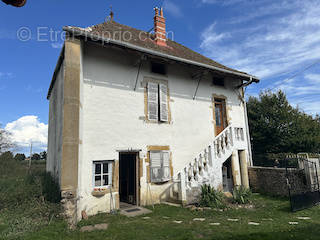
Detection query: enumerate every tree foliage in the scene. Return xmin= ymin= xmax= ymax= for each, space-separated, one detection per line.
xmin=247 ymin=90 xmax=320 ymax=164
xmin=31 ymin=153 xmax=41 ymax=161
xmin=0 ymin=126 xmax=14 ymax=154
xmin=14 ymin=153 xmax=26 ymax=161
xmin=40 ymin=151 xmax=47 ymax=161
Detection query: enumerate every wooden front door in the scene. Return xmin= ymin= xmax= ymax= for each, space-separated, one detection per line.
xmin=119 ymin=153 xmax=137 ymax=205
xmin=214 ymin=99 xmax=227 ymax=136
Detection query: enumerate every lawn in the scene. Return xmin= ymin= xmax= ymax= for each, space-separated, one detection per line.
xmin=1 ymin=154 xmax=320 ymax=240
xmin=9 ymin=194 xmax=319 ymax=240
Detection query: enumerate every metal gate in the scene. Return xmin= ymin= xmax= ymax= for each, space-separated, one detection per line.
xmin=286 ymin=156 xmax=320 ymax=211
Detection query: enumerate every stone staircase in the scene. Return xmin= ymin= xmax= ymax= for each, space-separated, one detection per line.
xmin=166 ymin=124 xmax=246 ymax=205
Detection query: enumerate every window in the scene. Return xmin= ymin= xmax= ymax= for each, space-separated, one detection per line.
xmin=215 ymin=106 xmax=222 ymax=126
xmin=147 ymin=82 xmax=168 ymax=122
xmin=151 ymin=62 xmax=167 ymax=75
xmin=213 ymin=76 xmax=225 ymax=87
xmin=149 ymin=151 xmax=171 ymax=183
xmin=93 ymin=161 xmax=113 ymax=188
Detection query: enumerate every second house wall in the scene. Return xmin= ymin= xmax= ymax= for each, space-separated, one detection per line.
xmin=77 ymin=42 xmax=248 ymax=216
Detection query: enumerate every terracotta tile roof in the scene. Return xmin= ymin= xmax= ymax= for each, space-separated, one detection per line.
xmin=66 ymin=21 xmax=255 ymax=78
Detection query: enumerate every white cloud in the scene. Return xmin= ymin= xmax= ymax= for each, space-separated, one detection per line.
xmin=163 ymin=1 xmax=183 ymax=17
xmin=5 ymin=116 xmax=48 ymax=149
xmin=201 ymin=23 xmax=231 ymax=46
xmin=200 ymin=0 xmax=320 ymax=115
xmin=200 ymin=0 xmax=320 ymax=79
xmin=262 ymin=72 xmax=320 ymax=115
xmin=304 ymin=73 xmax=320 ymax=84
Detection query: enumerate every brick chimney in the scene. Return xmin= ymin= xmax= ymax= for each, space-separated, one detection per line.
xmin=154 ymin=7 xmax=167 ymax=47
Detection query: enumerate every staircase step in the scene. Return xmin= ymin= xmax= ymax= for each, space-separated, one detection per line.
xmin=164 ymin=198 xmax=183 ymax=205
xmin=162 ymin=201 xmax=182 ymax=207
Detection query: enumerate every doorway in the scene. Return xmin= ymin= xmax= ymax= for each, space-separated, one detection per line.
xmin=222 ymin=158 xmax=233 ymax=192
xmin=214 ymin=98 xmax=227 ymax=136
xmin=119 ymin=152 xmax=139 ymax=205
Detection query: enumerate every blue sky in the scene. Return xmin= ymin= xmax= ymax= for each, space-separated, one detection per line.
xmin=0 ymin=0 xmax=319 ymax=153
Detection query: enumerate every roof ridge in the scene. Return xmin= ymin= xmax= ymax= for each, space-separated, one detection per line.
xmin=66 ymin=20 xmax=253 ymax=77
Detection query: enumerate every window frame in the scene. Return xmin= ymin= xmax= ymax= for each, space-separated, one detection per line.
xmin=147 ymin=81 xmax=169 ymax=123
xmin=150 ymin=62 xmax=167 ymax=75
xmin=149 ymin=150 xmax=171 ymax=183
xmin=92 ymin=160 xmax=113 ymax=189
xmin=212 ymin=76 xmax=225 ymax=87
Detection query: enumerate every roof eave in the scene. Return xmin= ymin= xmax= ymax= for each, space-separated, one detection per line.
xmin=63 ymin=26 xmax=260 ymax=82
xmin=47 ymin=44 xmax=65 ymax=99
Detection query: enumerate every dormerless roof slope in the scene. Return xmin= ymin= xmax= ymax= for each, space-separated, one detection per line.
xmin=48 ymin=21 xmax=259 ymax=99
xmin=65 ymin=21 xmax=259 ymax=81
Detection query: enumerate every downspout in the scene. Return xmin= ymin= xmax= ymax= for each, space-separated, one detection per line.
xmin=237 ymin=77 xmax=255 ymax=166
xmin=243 ymin=94 xmax=253 ymax=166
xmin=134 ymin=59 xmax=143 ymax=91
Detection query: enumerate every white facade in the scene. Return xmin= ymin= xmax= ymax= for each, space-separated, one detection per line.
xmin=47 ymin=63 xmax=64 ymax=184
xmin=47 ymin=40 xmax=253 ymax=219
xmin=78 ymin=42 xmax=249 ymax=216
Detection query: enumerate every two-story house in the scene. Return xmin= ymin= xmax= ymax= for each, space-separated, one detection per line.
xmin=47 ymin=7 xmax=259 ymax=224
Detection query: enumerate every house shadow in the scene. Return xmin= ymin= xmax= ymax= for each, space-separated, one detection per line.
xmin=159 ymin=181 xmax=181 ymax=204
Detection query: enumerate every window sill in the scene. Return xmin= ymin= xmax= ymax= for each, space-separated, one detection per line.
xmin=91 ymin=187 xmax=110 ymax=197
xmin=146 ymin=120 xmax=170 ymax=124
xmin=151 ymin=179 xmax=171 ymax=185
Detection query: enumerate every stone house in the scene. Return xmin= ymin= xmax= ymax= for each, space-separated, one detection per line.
xmin=46 ymin=7 xmax=259 ymax=224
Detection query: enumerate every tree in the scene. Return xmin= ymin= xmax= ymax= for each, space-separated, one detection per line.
xmin=40 ymin=151 xmax=47 ymax=161
xmin=14 ymin=153 xmax=26 ymax=161
xmin=247 ymin=90 xmax=320 ymax=165
xmin=0 ymin=151 xmax=14 ymax=161
xmin=0 ymin=126 xmax=14 ymax=154
xmin=31 ymin=153 xmax=41 ymax=161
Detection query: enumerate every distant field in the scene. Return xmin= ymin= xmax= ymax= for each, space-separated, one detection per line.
xmin=0 ymin=156 xmax=60 ymax=240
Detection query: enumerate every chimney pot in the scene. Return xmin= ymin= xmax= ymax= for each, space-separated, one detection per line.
xmin=154 ymin=7 xmax=159 ymax=16
xmin=154 ymin=7 xmax=167 ymax=47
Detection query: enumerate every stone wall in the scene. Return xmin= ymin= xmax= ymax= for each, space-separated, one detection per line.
xmin=248 ymin=166 xmax=307 ymax=197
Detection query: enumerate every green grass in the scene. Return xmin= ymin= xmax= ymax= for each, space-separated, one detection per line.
xmin=17 ymin=194 xmax=320 ymax=240
xmin=1 ymin=154 xmax=320 ymax=240
xmin=0 ymin=156 xmax=61 ymax=240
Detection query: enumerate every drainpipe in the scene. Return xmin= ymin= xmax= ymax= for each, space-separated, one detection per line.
xmin=237 ymin=77 xmax=255 ymax=166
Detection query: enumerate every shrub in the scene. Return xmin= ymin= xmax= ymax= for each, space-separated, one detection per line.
xmin=40 ymin=172 xmax=61 ymax=203
xmin=0 ymin=156 xmax=62 ymax=239
xmin=199 ymin=184 xmax=226 ymax=208
xmin=14 ymin=153 xmax=26 ymax=161
xmin=232 ymin=186 xmax=252 ymax=204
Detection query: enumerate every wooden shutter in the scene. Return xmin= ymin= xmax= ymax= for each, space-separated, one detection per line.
xmin=150 ymin=151 xmax=162 ymax=182
xmin=147 ymin=82 xmax=159 ymax=121
xmin=159 ymin=83 xmax=168 ymax=122
xmin=162 ymin=151 xmax=171 ymax=182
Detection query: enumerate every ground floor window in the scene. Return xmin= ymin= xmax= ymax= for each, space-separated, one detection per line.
xmin=93 ymin=161 xmax=113 ymax=188
xmin=150 ymin=150 xmax=171 ymax=183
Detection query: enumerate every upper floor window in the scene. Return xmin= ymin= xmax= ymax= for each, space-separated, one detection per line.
xmin=93 ymin=161 xmax=113 ymax=188
xmin=213 ymin=76 xmax=225 ymax=87
xmin=147 ymin=82 xmax=168 ymax=122
xmin=151 ymin=62 xmax=167 ymax=75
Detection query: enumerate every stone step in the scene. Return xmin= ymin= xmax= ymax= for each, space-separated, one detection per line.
xmin=162 ymin=201 xmax=182 ymax=207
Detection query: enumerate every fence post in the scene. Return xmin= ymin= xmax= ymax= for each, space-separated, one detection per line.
xmin=285 ymin=159 xmax=293 ymax=212
xmin=314 ymin=162 xmax=320 ymax=201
